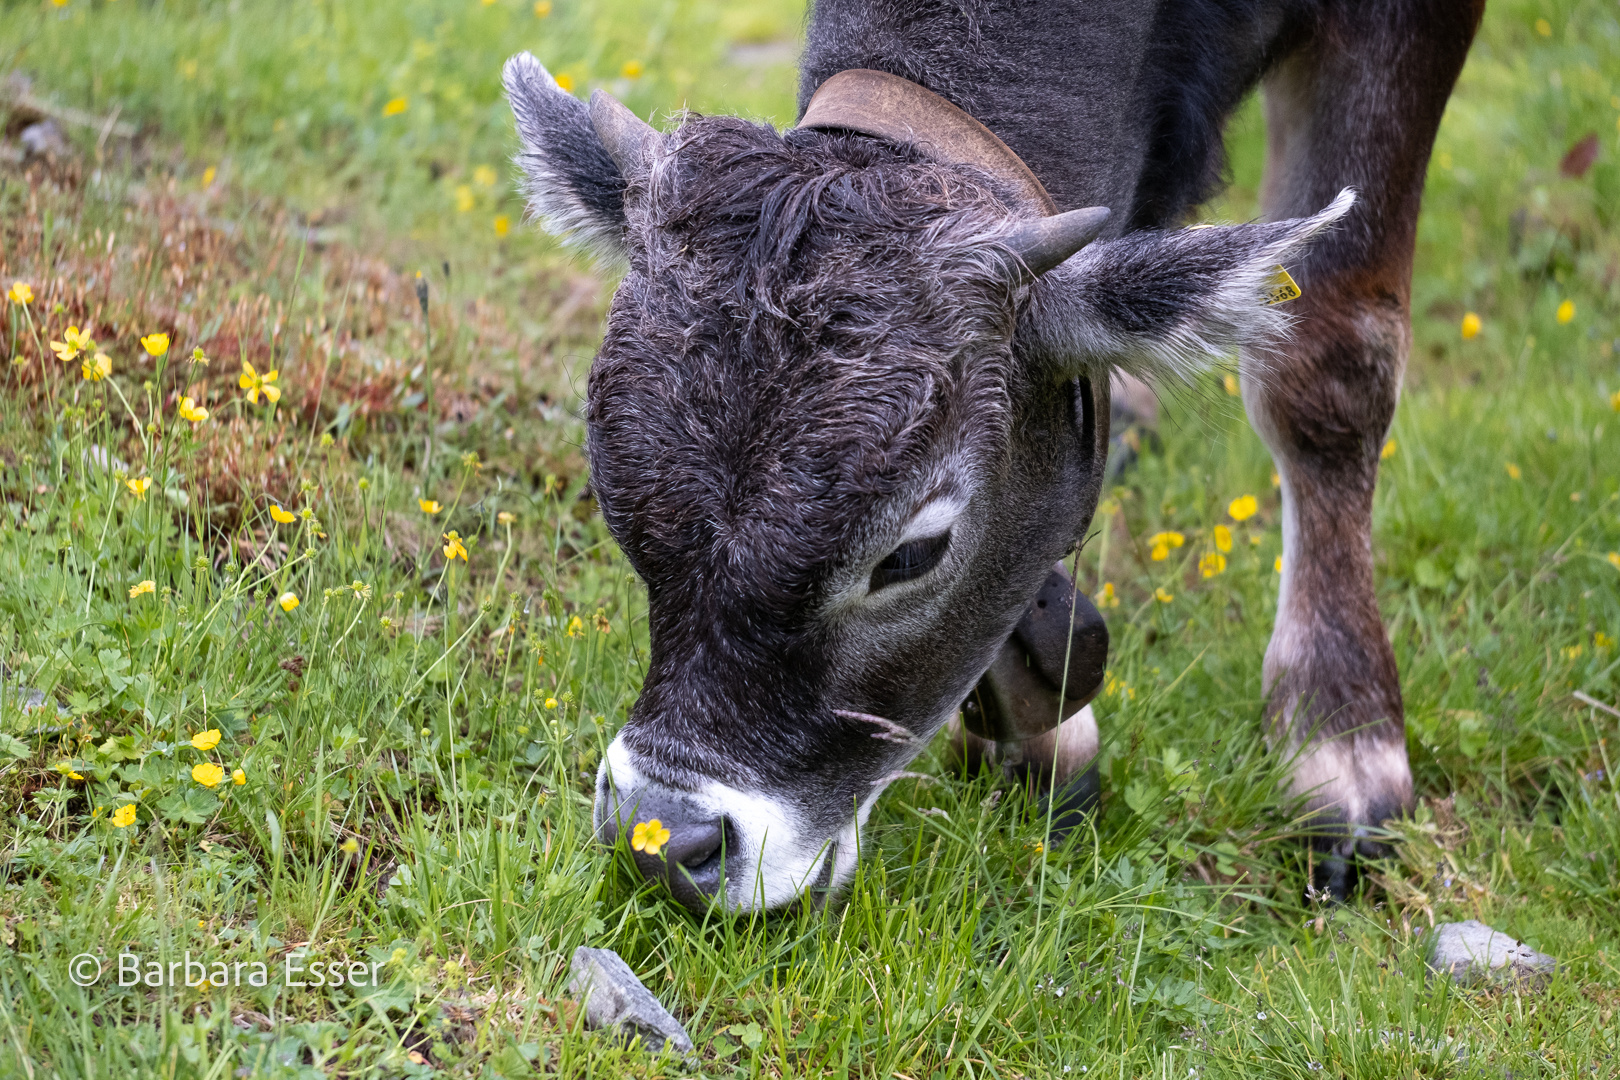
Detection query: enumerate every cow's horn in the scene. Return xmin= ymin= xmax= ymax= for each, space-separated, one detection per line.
xmin=589 ymin=89 xmax=657 ymax=176
xmin=1005 ymin=206 xmax=1111 ymax=277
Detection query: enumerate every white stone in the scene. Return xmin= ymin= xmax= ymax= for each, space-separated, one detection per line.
xmin=568 ymin=946 xmax=694 ymax=1055
xmin=1426 ymin=920 xmax=1556 ymax=985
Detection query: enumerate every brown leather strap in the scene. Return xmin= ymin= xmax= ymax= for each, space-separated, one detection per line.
xmin=797 ymin=69 xmax=1058 ymax=215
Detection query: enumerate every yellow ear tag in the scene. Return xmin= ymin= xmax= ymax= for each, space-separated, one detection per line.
xmin=1263 ymin=266 xmax=1301 ymax=305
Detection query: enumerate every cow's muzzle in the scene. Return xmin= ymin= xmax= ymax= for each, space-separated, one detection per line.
xmin=596 ymin=778 xmax=731 ymax=910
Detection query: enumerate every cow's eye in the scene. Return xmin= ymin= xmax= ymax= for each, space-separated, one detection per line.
xmin=870 ymin=531 xmax=951 ymax=592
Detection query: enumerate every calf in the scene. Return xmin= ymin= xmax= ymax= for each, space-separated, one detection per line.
xmin=504 ymin=0 xmax=1482 ymax=910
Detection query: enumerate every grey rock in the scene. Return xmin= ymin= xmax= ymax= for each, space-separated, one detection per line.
xmin=19 ymin=120 xmax=68 ymax=159
xmin=568 ymin=946 xmax=694 ymax=1055
xmin=1427 ymin=920 xmax=1556 ymax=986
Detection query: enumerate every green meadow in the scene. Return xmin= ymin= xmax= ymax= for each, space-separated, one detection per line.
xmin=0 ymin=0 xmax=1617 ymax=1075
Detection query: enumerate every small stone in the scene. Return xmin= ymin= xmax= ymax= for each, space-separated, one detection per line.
xmin=568 ymin=946 xmax=694 ymax=1055
xmin=1426 ymin=920 xmax=1556 ymax=986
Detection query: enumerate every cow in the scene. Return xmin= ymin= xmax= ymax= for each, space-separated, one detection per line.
xmin=501 ymin=0 xmax=1482 ymax=912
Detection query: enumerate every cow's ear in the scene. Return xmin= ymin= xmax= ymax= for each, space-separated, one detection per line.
xmin=1016 ymin=189 xmax=1354 ymax=383
xmin=504 ymin=52 xmax=634 ymax=266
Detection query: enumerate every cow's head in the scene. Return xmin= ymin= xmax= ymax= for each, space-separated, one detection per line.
xmin=504 ymin=54 xmax=1351 ymax=911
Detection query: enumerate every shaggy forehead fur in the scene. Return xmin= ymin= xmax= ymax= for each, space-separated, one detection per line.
xmin=588 ymin=117 xmax=1026 ymax=644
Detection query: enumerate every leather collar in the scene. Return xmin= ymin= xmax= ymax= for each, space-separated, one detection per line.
xmin=796 ymin=69 xmax=1058 ymax=215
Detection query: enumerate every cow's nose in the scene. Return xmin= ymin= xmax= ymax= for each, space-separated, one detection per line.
xmin=596 ymin=779 xmax=728 ymax=910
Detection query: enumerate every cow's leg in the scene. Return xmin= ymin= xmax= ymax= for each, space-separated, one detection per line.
xmin=1244 ymin=1 xmax=1482 ymax=897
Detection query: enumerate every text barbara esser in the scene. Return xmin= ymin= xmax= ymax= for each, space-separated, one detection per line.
xmin=119 ymin=951 xmax=385 ymax=988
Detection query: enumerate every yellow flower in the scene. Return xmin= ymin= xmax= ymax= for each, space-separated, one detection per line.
xmin=126 ymin=476 xmax=152 ymax=500
xmin=1213 ymin=525 xmax=1232 ymax=553
xmin=473 ymin=165 xmax=497 ymax=188
xmin=1270 ymin=471 xmax=1281 ymax=488
xmin=278 ymin=592 xmax=300 ymax=612
xmin=340 ymin=837 xmax=360 ymax=854
xmin=202 ymin=165 xmax=217 ymax=187
xmin=1095 ymin=582 xmax=1119 ymax=609
xmin=1595 ymin=632 xmax=1615 ymax=651
xmin=383 ymin=96 xmax=409 ymax=117
xmin=1562 ymin=644 xmax=1584 ymax=661
xmin=1274 ymin=555 xmax=1284 ymax=574
xmin=190 ymin=346 xmax=209 ymax=365
xmin=442 ymin=531 xmax=468 ymax=561
xmin=1460 ymin=312 xmax=1481 ymax=340
xmin=6 ymin=281 xmax=32 ymax=305
xmin=129 ymin=580 xmax=155 ymax=598
xmin=1227 ymin=495 xmax=1258 ymax=522
xmin=50 ymin=325 xmax=93 ymax=363
xmin=1380 ymin=438 xmax=1397 ymax=460
xmin=239 ymin=362 xmax=281 ymax=404
xmin=544 ymin=697 xmax=558 ymax=709
xmin=1223 ymin=373 xmax=1240 ymax=396
xmin=55 ymin=761 xmax=85 ymax=780
xmin=1199 ymin=552 xmax=1226 ymax=578
xmin=1607 ymin=552 xmax=1620 ymax=571
xmin=1535 ymin=17 xmax=1551 ymax=36
xmin=419 ymin=498 xmax=441 ymax=515
xmin=1610 ymin=390 xmax=1620 ymax=413
xmin=140 ymin=332 xmax=170 ymax=357
xmin=81 ymin=351 xmax=111 ymax=381
xmin=1556 ymin=299 xmax=1575 ymax=324
xmin=232 ymin=768 xmax=246 ymax=785
xmin=1147 ymin=531 xmax=1184 ymax=562
xmin=178 ymin=396 xmax=209 ymax=423
xmin=1153 ymin=587 xmax=1173 ymax=604
xmin=534 ymin=0 xmax=552 ymax=13
xmin=190 ymin=729 xmax=222 ymax=751
xmin=554 ymin=72 xmax=574 ymax=92
xmin=566 ymin=615 xmax=584 ymax=637
xmin=110 ymin=804 xmax=138 ymax=828
xmin=631 ymin=818 xmax=671 ymax=856
xmin=191 ymin=762 xmax=226 ymax=788
xmin=1505 ymin=462 xmax=1522 ymax=480
xmin=494 ymin=215 xmax=511 ymax=237
xmin=454 ymin=184 xmax=475 ymax=213
xmin=497 ymin=511 xmax=516 ymax=525
xmin=270 ymin=504 xmax=296 ymax=524
xmin=621 ymin=60 xmax=644 ymax=79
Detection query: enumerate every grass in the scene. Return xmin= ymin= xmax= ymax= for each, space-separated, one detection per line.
xmin=0 ymin=0 xmax=1617 ymax=1076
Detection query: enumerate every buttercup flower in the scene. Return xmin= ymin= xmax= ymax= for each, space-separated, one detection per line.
xmin=621 ymin=60 xmax=644 ymax=79
xmin=270 ymin=504 xmax=296 ymax=524
xmin=111 ymin=804 xmax=138 ymax=828
xmin=1275 ymin=556 xmax=1284 ymax=573
xmin=497 ymin=510 xmax=515 ymax=525
xmin=1147 ymin=531 xmax=1184 ymax=562
xmin=278 ymin=592 xmax=300 ymax=612
xmin=82 ymin=352 xmax=111 ymax=381
xmin=566 ymin=615 xmax=584 ymax=638
xmin=1228 ymin=495 xmax=1258 ymax=522
xmin=382 ymin=97 xmax=408 ymax=117
xmin=1224 ymin=373 xmax=1240 ymax=396
xmin=1095 ymin=582 xmax=1119 ymax=609
xmin=191 ymin=762 xmax=226 ymax=788
xmin=442 ymin=531 xmax=468 ymax=561
xmin=191 ymin=729 xmax=222 ymax=752
xmin=50 ymin=325 xmax=93 ymax=362
xmin=544 ymin=697 xmax=558 ymax=709
xmin=1199 ymin=552 xmax=1227 ymax=578
xmin=1608 ymin=552 xmax=1620 ymax=571
xmin=534 ymin=0 xmax=552 ymax=14
xmin=178 ymin=396 xmax=209 ymax=423
xmin=419 ymin=498 xmax=441 ymax=515
xmin=1556 ymin=299 xmax=1575 ymax=324
xmin=473 ymin=165 xmax=497 ymax=188
xmin=340 ymin=838 xmax=360 ymax=855
xmin=1460 ymin=312 xmax=1481 ymax=339
xmin=1505 ymin=462 xmax=1521 ymax=480
xmin=239 ymin=362 xmax=281 ymax=404
xmin=1610 ymin=390 xmax=1620 ymax=412
xmin=1154 ymin=587 xmax=1174 ymax=604
xmin=232 ymin=768 xmax=247 ymax=785
xmin=494 ymin=215 xmax=511 ymax=237
xmin=126 ymin=476 xmax=152 ymax=500
xmin=6 ymin=281 xmax=32 ymax=305
xmin=554 ymin=72 xmax=574 ymax=92
xmin=1380 ymin=439 xmax=1397 ymax=460
xmin=1213 ymin=525 xmax=1233 ymax=553
xmin=129 ymin=580 xmax=156 ymax=598
xmin=55 ymin=761 xmax=84 ymax=780
xmin=631 ymin=818 xmax=671 ymax=857
xmin=140 ymin=332 xmax=170 ymax=357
